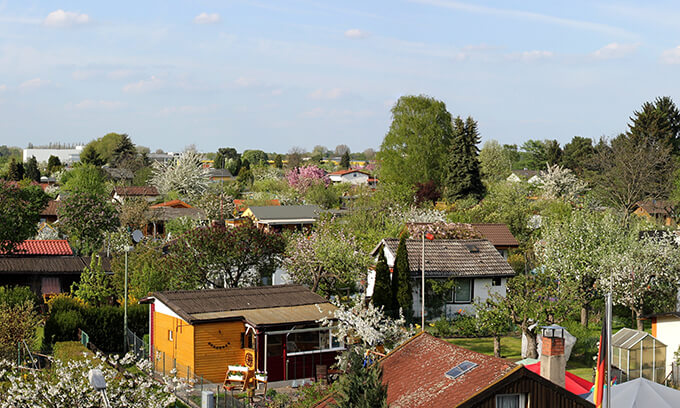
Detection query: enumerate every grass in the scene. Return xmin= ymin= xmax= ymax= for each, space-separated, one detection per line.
xmin=52 ymin=341 xmax=93 ymax=362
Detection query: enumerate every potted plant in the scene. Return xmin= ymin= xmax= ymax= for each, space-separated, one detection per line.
xmin=228 ymin=371 xmax=244 ymax=381
xmin=255 ymin=371 xmax=267 ymax=382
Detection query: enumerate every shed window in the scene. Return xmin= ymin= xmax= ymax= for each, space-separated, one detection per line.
xmin=495 ymin=393 xmax=527 ymax=408
xmin=492 ymin=277 xmax=502 ymax=286
xmin=450 ymin=279 xmax=472 ymax=304
xmin=168 ymin=330 xmax=173 ymax=341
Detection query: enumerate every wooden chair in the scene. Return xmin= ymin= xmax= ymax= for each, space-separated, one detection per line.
xmin=223 ymin=365 xmax=249 ymax=390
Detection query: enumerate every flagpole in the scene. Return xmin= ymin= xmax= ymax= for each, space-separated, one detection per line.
xmin=606 ymin=292 xmax=612 ymax=408
xmin=421 ymin=231 xmax=425 ymax=332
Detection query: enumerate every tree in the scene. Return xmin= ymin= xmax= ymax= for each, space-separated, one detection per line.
xmin=391 ymin=235 xmax=413 ymax=321
xmin=242 ymin=149 xmax=268 ymax=166
xmin=58 ymin=191 xmax=119 ymax=255
xmin=537 ymin=164 xmax=588 ymax=201
xmin=340 ymin=151 xmax=351 ymax=169
xmin=274 ymin=154 xmax=283 ymax=169
xmin=628 ymin=97 xmax=680 ymax=154
xmin=112 ymin=241 xmax=170 ymax=301
xmin=118 ymin=197 xmax=150 ymax=230
xmin=0 ymin=181 xmax=49 ymax=253
xmin=285 ymin=218 xmax=371 ymax=296
xmin=287 ymin=146 xmax=304 ymax=168
xmin=167 ymin=223 xmax=285 ymax=289
xmin=150 ymin=151 xmax=210 ymax=199
xmin=195 ymin=189 xmax=235 ymax=222
xmin=0 ymin=300 xmax=40 ymax=361
xmin=479 ymin=140 xmax=512 ymax=181
xmin=371 ymin=251 xmax=393 ymax=314
xmin=544 ymin=139 xmax=562 ymax=165
xmin=286 ymin=165 xmax=330 ymax=193
xmin=518 ymin=139 xmax=561 ymax=169
xmin=24 ymin=156 xmax=40 ymax=182
xmin=335 ymin=144 xmax=351 ymax=156
xmin=363 ymin=148 xmax=376 ymax=160
xmin=476 ymin=296 xmax=513 ymax=357
xmin=71 ymin=256 xmax=114 ymax=306
xmin=47 ymin=155 xmax=62 ymax=174
xmin=378 ymin=95 xmax=454 ymax=191
xmin=414 ymin=180 xmax=441 ymax=205
xmin=110 ymin=134 xmax=136 ymax=166
xmin=332 ymin=348 xmax=388 ymax=408
xmin=560 ymin=136 xmax=593 ymax=175
xmin=443 ymin=116 xmax=485 ymax=201
xmin=83 ymin=132 xmax=129 ymax=164
xmin=79 ymin=144 xmax=105 ymax=166
xmin=7 ymin=158 xmax=24 ymax=181
xmin=214 ymin=147 xmax=239 ymax=169
xmin=60 ymin=164 xmax=109 ymax=196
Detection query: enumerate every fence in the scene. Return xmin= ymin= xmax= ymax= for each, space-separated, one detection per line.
xmin=126 ymin=328 xmax=148 ymax=361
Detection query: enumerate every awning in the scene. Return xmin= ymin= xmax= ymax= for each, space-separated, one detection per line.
xmin=189 ymin=303 xmax=336 ymax=327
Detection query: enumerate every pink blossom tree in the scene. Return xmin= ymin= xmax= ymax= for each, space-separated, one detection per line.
xmin=286 ymin=165 xmax=330 ymax=193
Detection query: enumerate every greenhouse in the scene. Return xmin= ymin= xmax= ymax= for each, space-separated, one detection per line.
xmin=612 ymin=328 xmax=666 ymax=383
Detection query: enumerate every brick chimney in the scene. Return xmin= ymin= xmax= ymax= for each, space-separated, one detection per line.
xmin=539 ymin=325 xmax=566 ymax=388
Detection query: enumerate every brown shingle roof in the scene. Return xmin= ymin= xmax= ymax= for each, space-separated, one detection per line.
xmin=153 ymin=285 xmax=330 ymax=324
xmin=0 ymin=256 xmax=111 ymax=274
xmin=41 ymin=200 xmax=60 ymax=216
xmin=375 ymin=239 xmax=515 ymax=278
xmin=470 ymin=223 xmax=520 ymax=248
xmin=635 ymin=200 xmax=672 ymax=215
xmin=113 ymin=186 xmax=159 ymax=196
xmin=147 ymin=207 xmax=206 ymax=221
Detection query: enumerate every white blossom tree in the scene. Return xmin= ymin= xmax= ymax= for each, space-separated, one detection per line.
xmin=537 ymin=163 xmax=588 ymax=200
xmin=150 ymin=151 xmax=210 ymax=199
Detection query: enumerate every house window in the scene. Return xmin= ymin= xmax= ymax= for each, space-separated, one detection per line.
xmin=286 ymin=329 xmax=345 ymax=356
xmin=450 ymin=279 xmax=472 ymax=304
xmin=492 ymin=277 xmax=502 ymax=286
xmin=168 ymin=330 xmax=173 ymax=341
xmin=495 ymin=393 xmax=527 ymax=408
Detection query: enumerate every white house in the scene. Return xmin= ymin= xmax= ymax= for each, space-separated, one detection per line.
xmin=649 ymin=312 xmax=680 ymax=378
xmin=369 ymin=238 xmax=516 ymax=317
xmin=328 ymin=169 xmax=370 ymax=185
xmin=23 ymin=146 xmax=84 ymax=164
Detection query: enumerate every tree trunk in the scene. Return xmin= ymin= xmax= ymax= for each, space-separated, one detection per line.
xmin=636 ymin=310 xmax=644 ymax=331
xmin=580 ymin=306 xmax=589 ymax=328
xmin=493 ymin=335 xmax=501 ymax=358
xmin=524 ymin=329 xmax=538 ymax=359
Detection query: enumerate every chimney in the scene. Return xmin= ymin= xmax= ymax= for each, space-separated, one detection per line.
xmin=539 ymin=325 xmax=566 ymax=388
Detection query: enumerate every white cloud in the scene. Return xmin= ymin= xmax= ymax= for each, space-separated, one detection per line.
xmin=122 ymin=76 xmax=163 ymax=93
xmin=194 ymin=12 xmax=220 ymax=24
xmin=344 ymin=28 xmax=369 ymax=39
xmin=661 ymin=46 xmax=680 ymax=64
xmin=73 ymin=100 xmax=124 ymax=110
xmin=44 ymin=10 xmax=90 ymax=28
xmin=507 ymin=50 xmax=553 ymax=61
xmin=19 ymin=78 xmax=51 ymax=89
xmin=591 ymin=43 xmax=638 ymax=59
xmin=308 ymin=88 xmax=345 ymax=100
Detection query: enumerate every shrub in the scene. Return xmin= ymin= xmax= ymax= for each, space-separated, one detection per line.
xmin=431 ymin=317 xmax=454 ymax=337
xmin=452 ymin=314 xmax=480 ymax=338
xmin=0 ymin=286 xmax=39 ymax=307
xmin=44 ymin=309 xmax=83 ymax=348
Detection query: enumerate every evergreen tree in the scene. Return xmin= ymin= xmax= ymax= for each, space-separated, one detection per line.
xmin=24 ymin=156 xmax=40 ymax=182
xmin=47 ymin=155 xmax=62 ymax=175
xmin=110 ymin=134 xmax=136 ymax=166
xmin=391 ymin=235 xmax=413 ymax=321
xmin=629 ymin=96 xmax=680 ymax=155
xmin=443 ymin=116 xmax=485 ymax=201
xmin=340 ymin=151 xmax=351 ymax=169
xmin=7 ymin=158 xmax=24 ymax=181
xmin=274 ymin=154 xmax=283 ymax=169
xmin=332 ymin=349 xmax=388 ymax=408
xmin=70 ymin=256 xmax=113 ymax=306
xmin=371 ymin=251 xmax=393 ymax=314
xmin=80 ymin=145 xmax=104 ymax=166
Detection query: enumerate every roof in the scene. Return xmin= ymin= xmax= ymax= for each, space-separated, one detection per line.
xmin=635 ymin=200 xmax=672 ymax=215
xmin=150 ymin=199 xmax=193 ymax=209
xmin=148 ymin=207 xmax=205 ymax=221
xmin=6 ymin=240 xmax=73 ymax=256
xmin=40 ymin=200 xmax=60 ymax=217
xmin=523 ymin=362 xmax=593 ymax=395
xmin=373 ymin=239 xmax=515 ymax=278
xmin=0 ymin=256 xmax=111 ymax=274
xmin=612 ymin=328 xmax=665 ymax=349
xmin=113 ymin=186 xmax=159 ymax=197
xmin=380 ymin=333 xmax=517 ymax=408
xmin=246 ymin=205 xmax=321 ymax=224
xmin=207 ymin=168 xmax=234 ymax=178
xmin=511 ymin=169 xmax=539 ymax=178
xmin=102 ymin=167 xmax=134 ymax=180
xmin=152 ymin=284 xmax=332 ymax=325
xmin=470 ymin=224 xmax=520 ymax=247
xmin=329 ymin=169 xmax=370 ymax=176
xmin=586 ymin=377 xmax=680 ymax=407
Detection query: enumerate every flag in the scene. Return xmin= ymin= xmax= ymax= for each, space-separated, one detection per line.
xmin=593 ymin=312 xmax=607 ymax=408
xmin=425 ymin=232 xmax=435 ymax=240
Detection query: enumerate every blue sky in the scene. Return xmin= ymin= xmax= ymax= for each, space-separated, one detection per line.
xmin=1 ymin=1 xmax=679 ymax=153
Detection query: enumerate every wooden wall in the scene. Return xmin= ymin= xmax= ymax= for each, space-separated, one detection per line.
xmin=153 ymin=311 xmax=194 ymax=378
xmin=194 ymin=321 xmax=247 ymax=384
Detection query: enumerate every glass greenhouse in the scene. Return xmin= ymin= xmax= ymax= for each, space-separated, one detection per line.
xmin=612 ymin=328 xmax=666 ymax=383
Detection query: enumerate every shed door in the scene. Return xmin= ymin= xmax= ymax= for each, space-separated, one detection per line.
xmin=266 ymin=334 xmax=285 ymax=381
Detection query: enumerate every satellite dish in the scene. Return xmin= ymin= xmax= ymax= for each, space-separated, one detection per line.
xmin=132 ymin=230 xmax=144 ymax=243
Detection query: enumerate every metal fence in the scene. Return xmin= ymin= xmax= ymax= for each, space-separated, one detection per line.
xmin=126 ymin=328 xmax=148 ymax=361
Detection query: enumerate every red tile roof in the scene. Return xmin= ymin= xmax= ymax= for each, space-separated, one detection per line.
xmin=380 ymin=333 xmax=517 ymax=408
xmin=150 ymin=199 xmax=193 ymax=209
xmin=470 ymin=223 xmax=520 ymax=248
xmin=113 ymin=186 xmax=159 ymax=196
xmin=6 ymin=240 xmax=73 ymax=256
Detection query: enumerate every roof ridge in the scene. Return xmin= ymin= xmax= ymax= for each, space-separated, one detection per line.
xmin=158 ymin=284 xmax=304 ymax=295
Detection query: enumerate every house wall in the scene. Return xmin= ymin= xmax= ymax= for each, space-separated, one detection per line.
xmin=153 ymin=309 xmax=194 ymax=378
xmin=411 ymin=277 xmax=508 ymax=317
xmin=193 ymin=321 xmax=247 ymax=384
xmin=653 ymin=316 xmax=680 ymax=378
xmin=337 ymin=172 xmax=369 ymax=185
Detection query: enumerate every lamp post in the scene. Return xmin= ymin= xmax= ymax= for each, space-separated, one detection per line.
xmin=123 ymin=245 xmax=133 ymax=352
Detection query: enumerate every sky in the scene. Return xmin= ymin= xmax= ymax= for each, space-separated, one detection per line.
xmin=1 ymin=1 xmax=679 ymax=154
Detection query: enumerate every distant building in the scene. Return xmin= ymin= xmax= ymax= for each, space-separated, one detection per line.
xmin=328 ymin=169 xmax=370 ymax=185
xmin=112 ymin=186 xmax=160 ymax=203
xmin=23 ymin=146 xmax=84 ymax=164
xmin=242 ymin=205 xmax=322 ymax=233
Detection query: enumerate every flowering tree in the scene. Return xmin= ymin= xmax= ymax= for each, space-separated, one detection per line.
xmin=195 ymin=190 xmax=235 ymax=221
xmin=0 ymin=181 xmax=49 ymax=254
xmin=284 ymin=218 xmax=371 ymax=296
xmin=600 ymin=235 xmax=680 ymax=330
xmin=537 ymin=163 xmax=588 ymax=200
xmin=286 ymin=165 xmax=330 ymax=193
xmin=0 ymin=352 xmax=188 ymax=408
xmin=167 ymin=223 xmax=285 ymax=289
xmin=150 ymin=151 xmax=210 ymax=198
xmin=57 ymin=191 xmax=119 ymax=255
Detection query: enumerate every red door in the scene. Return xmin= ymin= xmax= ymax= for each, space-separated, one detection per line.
xmin=265 ymin=334 xmax=285 ymax=381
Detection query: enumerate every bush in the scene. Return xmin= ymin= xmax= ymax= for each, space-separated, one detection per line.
xmin=44 ymin=309 xmax=84 ymax=349
xmin=452 ymin=313 xmax=480 ymax=337
xmin=431 ymin=317 xmax=454 ymax=337
xmin=0 ymin=286 xmax=39 ymax=307
xmin=563 ymin=321 xmax=599 ymax=363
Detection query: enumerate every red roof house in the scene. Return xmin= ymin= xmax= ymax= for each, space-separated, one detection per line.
xmin=11 ymin=240 xmax=73 ymax=256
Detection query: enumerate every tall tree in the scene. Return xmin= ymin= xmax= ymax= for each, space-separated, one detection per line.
xmin=560 ymin=136 xmax=593 ymax=175
xmin=60 ymin=164 xmax=109 ymax=196
xmin=371 ymin=251 xmax=393 ymax=314
xmin=628 ymin=97 xmax=680 ymax=154
xmin=391 ymin=235 xmax=413 ymax=321
xmin=443 ymin=116 xmax=485 ymax=201
xmin=7 ymin=158 xmax=24 ymax=181
xmin=24 ymin=156 xmax=40 ymax=182
xmin=80 ymin=144 xmax=105 ymax=166
xmin=47 ymin=155 xmax=62 ymax=174
xmin=150 ymin=151 xmax=210 ymax=199
xmin=242 ymin=150 xmax=268 ymax=166
xmin=378 ymin=95 xmax=454 ymax=192
xmin=479 ymin=140 xmax=512 ymax=181
xmin=0 ymin=181 xmax=49 ymax=253
xmin=110 ymin=134 xmax=136 ymax=166
xmin=274 ymin=154 xmax=283 ymax=169
xmin=287 ymin=147 xmax=304 ymax=168
xmin=57 ymin=191 xmax=119 ymax=255
xmin=334 ymin=144 xmax=351 ymax=156
xmin=214 ymin=147 xmax=239 ymax=170
xmin=340 ymin=151 xmax=351 ymax=169
xmin=543 ymin=140 xmax=562 ymax=166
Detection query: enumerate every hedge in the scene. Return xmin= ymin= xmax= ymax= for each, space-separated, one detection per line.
xmin=44 ymin=302 xmax=148 ymax=353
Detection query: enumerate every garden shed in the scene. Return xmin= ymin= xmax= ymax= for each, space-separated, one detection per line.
xmin=612 ymin=328 xmax=666 ymax=383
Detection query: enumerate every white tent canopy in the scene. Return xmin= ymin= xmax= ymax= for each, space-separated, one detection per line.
xmin=586 ymin=377 xmax=680 ymax=407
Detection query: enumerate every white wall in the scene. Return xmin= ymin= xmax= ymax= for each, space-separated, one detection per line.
xmin=655 ymin=316 xmax=680 ymax=377
xmin=411 ymin=277 xmax=508 ymax=318
xmin=23 ymin=147 xmax=83 ymax=164
xmin=330 ymin=172 xmax=369 ymax=185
